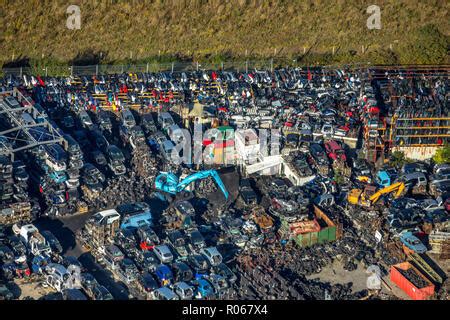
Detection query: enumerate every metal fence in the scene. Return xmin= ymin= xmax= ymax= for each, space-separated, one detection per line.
xmin=1 ymin=60 xmax=280 ymax=77
xmin=2 ymin=61 xmax=449 ymax=77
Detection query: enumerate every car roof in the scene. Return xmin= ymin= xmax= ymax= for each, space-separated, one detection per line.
xmin=155 ymin=244 xmax=171 ymax=252
xmin=204 ymin=247 xmax=220 ymax=255
xmin=378 ymin=171 xmax=390 ymax=180
xmin=174 ymin=281 xmax=192 ymax=290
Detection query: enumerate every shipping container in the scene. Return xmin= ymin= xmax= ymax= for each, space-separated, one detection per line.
xmin=390 ymin=262 xmax=435 ymax=300
xmin=294 ymin=205 xmax=339 ymax=248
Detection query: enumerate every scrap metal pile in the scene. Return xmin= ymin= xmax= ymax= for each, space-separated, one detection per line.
xmin=0 ymin=66 xmax=449 ymax=300
xmin=398 ymin=268 xmax=430 ymax=289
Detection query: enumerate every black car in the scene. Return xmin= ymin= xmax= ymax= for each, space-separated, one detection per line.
xmin=172 ymin=262 xmax=193 ymax=282
xmin=0 ymin=284 xmax=14 ymax=300
xmin=92 ymin=285 xmax=114 ymax=300
xmin=213 ymin=263 xmax=237 ymax=285
xmin=73 ymin=130 xmax=91 ymax=151
xmin=114 ymin=229 xmax=136 ymax=252
xmin=137 ymin=272 xmax=159 ymax=295
xmin=239 ymin=178 xmax=257 ymax=205
xmin=136 ymin=226 xmax=160 ymax=247
xmin=352 ymin=159 xmax=371 ymax=177
xmin=135 ymin=250 xmax=159 ymax=273
xmin=62 ymin=256 xmax=83 ymax=271
xmin=12 ymin=160 xmax=29 ymax=184
xmin=186 ymin=229 xmax=206 ymax=253
xmin=61 ymin=115 xmax=75 ymax=130
xmin=39 ymin=292 xmax=64 ymax=300
xmin=310 ymin=143 xmax=328 ymax=165
xmin=81 ymin=272 xmax=99 ymax=292
xmin=0 ymin=225 xmax=7 ymax=242
xmin=7 ymin=235 xmax=27 ymax=258
xmin=96 ymin=111 xmax=113 ymax=132
xmin=89 ymin=129 xmax=109 ymax=152
xmin=62 ymin=288 xmax=88 ymax=300
xmin=105 ymin=145 xmax=126 ymax=176
xmin=140 ymin=113 xmax=157 ymax=135
xmin=285 ymin=133 xmax=299 ymax=148
xmin=89 ymin=150 xmax=108 ymax=168
xmin=0 ymin=245 xmax=14 ymax=263
xmin=41 ymin=231 xmax=63 ymax=254
xmin=187 ymin=254 xmax=210 ymax=277
xmin=402 ymin=162 xmax=429 ymax=175
xmin=269 ymin=178 xmax=288 ymax=193
xmin=81 ymin=163 xmax=105 ymax=183
xmin=166 ymin=230 xmax=188 ymax=257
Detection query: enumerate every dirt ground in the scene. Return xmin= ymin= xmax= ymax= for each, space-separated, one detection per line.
xmin=305 ymin=259 xmax=369 ymax=293
xmin=13 ymin=278 xmax=54 ymax=300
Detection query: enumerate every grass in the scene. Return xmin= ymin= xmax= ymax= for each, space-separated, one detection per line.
xmin=1 ymin=0 xmax=449 ymax=68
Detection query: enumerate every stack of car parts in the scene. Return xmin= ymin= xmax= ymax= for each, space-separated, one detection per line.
xmin=0 ymin=156 xmax=14 ymax=202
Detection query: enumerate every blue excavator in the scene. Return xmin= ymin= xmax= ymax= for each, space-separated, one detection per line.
xmin=155 ymin=170 xmax=229 ymax=200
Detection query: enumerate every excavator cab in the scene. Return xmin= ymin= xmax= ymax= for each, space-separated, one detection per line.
xmin=348 ymin=182 xmax=406 ymax=207
xmin=358 ymin=185 xmax=377 ymax=207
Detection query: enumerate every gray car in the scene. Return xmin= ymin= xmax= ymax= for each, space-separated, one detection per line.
xmin=153 ymin=244 xmax=174 ymax=264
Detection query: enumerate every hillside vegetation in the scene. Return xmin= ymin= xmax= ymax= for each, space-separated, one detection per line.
xmin=1 ymin=0 xmax=449 ymax=67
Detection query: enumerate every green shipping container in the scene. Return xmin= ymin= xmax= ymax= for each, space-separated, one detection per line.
xmin=295 ymin=226 xmax=337 ymax=248
xmin=318 ymin=226 xmax=336 ymax=244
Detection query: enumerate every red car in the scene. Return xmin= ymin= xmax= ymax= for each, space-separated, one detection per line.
xmin=324 ymin=140 xmax=346 ymax=162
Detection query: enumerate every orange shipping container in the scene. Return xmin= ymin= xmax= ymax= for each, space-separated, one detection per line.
xmin=290 ymin=220 xmax=321 ymax=235
xmin=390 ymin=262 xmax=435 ymax=300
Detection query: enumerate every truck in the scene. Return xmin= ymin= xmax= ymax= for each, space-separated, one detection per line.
xmin=19 ymin=224 xmax=51 ymax=257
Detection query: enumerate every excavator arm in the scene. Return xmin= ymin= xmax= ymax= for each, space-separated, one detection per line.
xmin=369 ymin=182 xmax=405 ymax=204
xmin=155 ymin=170 xmax=229 ymax=200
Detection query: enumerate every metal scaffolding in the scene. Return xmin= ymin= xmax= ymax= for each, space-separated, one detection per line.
xmin=0 ymin=88 xmax=65 ymax=161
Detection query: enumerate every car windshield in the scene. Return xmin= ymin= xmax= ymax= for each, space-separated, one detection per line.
xmin=109 ymin=147 xmax=124 ymax=160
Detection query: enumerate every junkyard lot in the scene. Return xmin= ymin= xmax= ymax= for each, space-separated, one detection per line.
xmin=20 ymin=169 xmax=240 ymax=300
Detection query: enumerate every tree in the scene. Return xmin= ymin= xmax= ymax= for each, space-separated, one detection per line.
xmin=390 ymin=151 xmax=407 ymax=169
xmin=433 ymin=145 xmax=450 ymax=164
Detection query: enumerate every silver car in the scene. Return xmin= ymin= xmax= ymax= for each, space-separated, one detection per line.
xmin=153 ymin=245 xmax=173 ymax=264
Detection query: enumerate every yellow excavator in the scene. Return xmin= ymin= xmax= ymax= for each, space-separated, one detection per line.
xmin=348 ymin=182 xmax=406 ymax=207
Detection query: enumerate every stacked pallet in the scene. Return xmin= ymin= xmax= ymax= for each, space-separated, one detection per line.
xmin=429 ymin=229 xmax=450 ymax=259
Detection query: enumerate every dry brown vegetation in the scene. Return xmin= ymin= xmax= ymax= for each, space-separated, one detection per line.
xmin=1 ymin=0 xmax=448 ymax=67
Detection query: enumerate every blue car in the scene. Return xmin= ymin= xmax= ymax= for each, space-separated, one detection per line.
xmin=147 ymin=138 xmax=160 ymax=152
xmin=155 ymin=264 xmax=173 ymax=286
xmin=376 ymin=171 xmax=391 ymax=187
xmin=194 ymin=278 xmax=214 ymax=299
xmin=400 ymin=232 xmax=427 ymax=254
